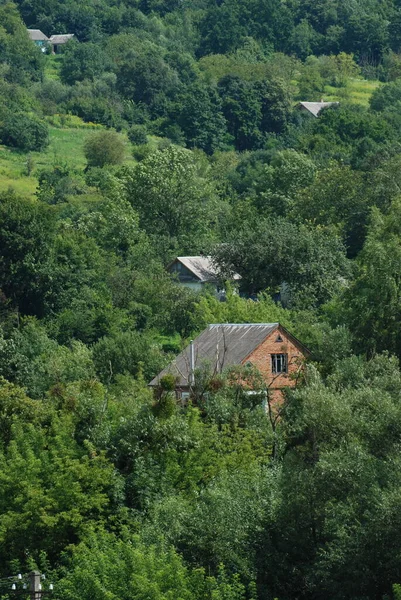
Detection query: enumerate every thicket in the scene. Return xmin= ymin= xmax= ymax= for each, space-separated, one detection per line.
xmin=2 ymin=0 xmax=401 ymax=599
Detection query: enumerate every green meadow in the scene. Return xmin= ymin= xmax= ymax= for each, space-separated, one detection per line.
xmin=0 ymin=120 xmax=135 ymax=197
xmin=324 ymin=77 xmax=381 ymax=106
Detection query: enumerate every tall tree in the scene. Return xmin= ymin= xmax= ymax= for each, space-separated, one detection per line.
xmin=119 ymin=146 xmax=226 ymax=258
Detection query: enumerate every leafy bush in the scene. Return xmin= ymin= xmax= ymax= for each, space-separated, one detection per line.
xmin=84 ymin=130 xmax=126 ymax=167
xmin=127 ymin=124 xmax=148 ymax=145
xmin=0 ymin=113 xmax=49 ymax=151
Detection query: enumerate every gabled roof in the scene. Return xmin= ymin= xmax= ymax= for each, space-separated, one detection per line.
xmin=149 ymin=323 xmax=281 ymax=387
xmin=298 ymin=101 xmax=339 ymax=117
xmin=27 ymin=29 xmax=49 ymax=41
xmin=168 ymin=256 xmax=241 ymax=283
xmin=49 ymin=34 xmax=76 ymax=44
xmin=173 ymin=256 xmax=217 ymax=282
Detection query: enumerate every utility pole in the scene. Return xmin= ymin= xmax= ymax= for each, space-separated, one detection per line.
xmin=9 ymin=571 xmax=53 ymax=599
xmin=29 ymin=572 xmax=42 ymax=600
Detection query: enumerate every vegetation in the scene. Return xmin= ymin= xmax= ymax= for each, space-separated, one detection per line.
xmin=1 ymin=0 xmax=401 ymax=599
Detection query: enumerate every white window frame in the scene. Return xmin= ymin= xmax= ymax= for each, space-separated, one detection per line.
xmin=271 ymin=353 xmax=288 ymax=374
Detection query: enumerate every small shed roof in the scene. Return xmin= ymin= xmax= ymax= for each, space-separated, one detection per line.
xmin=149 ymin=323 xmax=281 ymax=387
xmin=27 ymin=29 xmax=49 ymax=41
xmin=298 ymin=101 xmax=339 ymax=117
xmin=168 ymin=256 xmax=241 ymax=283
xmin=171 ymin=256 xmax=217 ymax=282
xmin=49 ymin=34 xmax=75 ymax=44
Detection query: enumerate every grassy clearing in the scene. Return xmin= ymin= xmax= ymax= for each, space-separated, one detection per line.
xmin=0 ymin=74 xmax=382 ymax=198
xmin=323 ymin=78 xmax=381 ymax=106
xmin=44 ymin=54 xmax=62 ymax=81
xmin=0 ymin=123 xmax=135 ymax=198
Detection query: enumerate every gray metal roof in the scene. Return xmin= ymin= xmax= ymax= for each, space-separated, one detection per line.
xmin=298 ymin=101 xmax=339 ymax=117
xmin=149 ymin=323 xmax=279 ymax=387
xmin=169 ymin=256 xmax=241 ymax=283
xmin=173 ymin=256 xmax=218 ymax=282
xmin=50 ymin=34 xmax=75 ymax=44
xmin=27 ymin=29 xmax=49 ymax=41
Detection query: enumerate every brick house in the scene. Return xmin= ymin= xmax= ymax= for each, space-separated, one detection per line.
xmin=149 ymin=323 xmax=310 ymax=403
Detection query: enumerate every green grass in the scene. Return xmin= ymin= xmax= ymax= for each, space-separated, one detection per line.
xmin=293 ymin=76 xmax=382 ymax=106
xmin=0 ymin=73 xmax=382 ymax=198
xmin=323 ymin=78 xmax=381 ymax=106
xmin=44 ymin=54 xmax=62 ymax=81
xmin=0 ymin=123 xmax=135 ymax=198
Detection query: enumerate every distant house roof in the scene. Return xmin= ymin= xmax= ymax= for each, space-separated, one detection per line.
xmin=298 ymin=101 xmax=339 ymax=117
xmin=49 ymin=34 xmax=76 ymax=45
xmin=170 ymin=256 xmax=217 ymax=283
xmin=150 ymin=323 xmax=284 ymax=387
xmin=168 ymin=256 xmax=240 ymax=283
xmin=27 ymin=29 xmax=49 ymax=41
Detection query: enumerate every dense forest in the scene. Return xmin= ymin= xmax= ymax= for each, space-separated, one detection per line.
xmin=3 ymin=0 xmax=401 ymax=598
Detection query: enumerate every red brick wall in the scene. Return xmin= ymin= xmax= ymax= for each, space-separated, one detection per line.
xmin=243 ymin=327 xmax=306 ymax=392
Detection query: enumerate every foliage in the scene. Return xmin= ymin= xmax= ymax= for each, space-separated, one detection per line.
xmin=120 ymin=145 xmax=226 ymax=258
xmin=213 ymin=218 xmax=350 ymax=308
xmin=60 ymin=42 xmax=112 ymax=85
xmin=0 ymin=191 xmax=55 ymax=315
xmin=127 ymin=124 xmax=148 ymax=146
xmin=4 ymin=0 xmax=401 ymax=597
xmin=340 ymin=201 xmax=401 ymax=358
xmin=84 ymin=130 xmax=126 ymax=167
xmin=0 ymin=113 xmax=49 ymax=151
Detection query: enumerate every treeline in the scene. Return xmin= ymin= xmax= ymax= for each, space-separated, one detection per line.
xmin=13 ymin=0 xmax=401 ymax=62
xmin=4 ymin=0 xmax=401 ymax=154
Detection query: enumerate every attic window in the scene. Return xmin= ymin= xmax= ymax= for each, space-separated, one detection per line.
xmin=271 ymin=354 xmax=288 ymax=374
xmin=275 ymin=335 xmax=283 ymax=343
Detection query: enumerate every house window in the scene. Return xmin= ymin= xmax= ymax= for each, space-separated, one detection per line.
xmin=271 ymin=353 xmax=288 ymax=374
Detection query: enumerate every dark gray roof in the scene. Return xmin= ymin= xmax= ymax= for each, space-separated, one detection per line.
xmin=149 ymin=323 xmax=279 ymax=387
xmin=298 ymin=101 xmax=339 ymax=117
xmin=50 ymin=34 xmax=75 ymax=44
xmin=27 ymin=29 xmax=49 ymax=41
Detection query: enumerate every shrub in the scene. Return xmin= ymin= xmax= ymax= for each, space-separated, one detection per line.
xmin=127 ymin=124 xmax=148 ymax=145
xmin=84 ymin=130 xmax=126 ymax=167
xmin=0 ymin=113 xmax=49 ymax=151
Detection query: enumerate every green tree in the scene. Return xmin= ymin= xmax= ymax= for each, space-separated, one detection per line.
xmin=92 ymin=329 xmax=166 ymax=383
xmin=119 ymin=146 xmax=226 ymax=258
xmin=258 ymin=356 xmax=401 ymax=599
xmin=213 ymin=218 xmax=350 ymax=307
xmin=252 ymin=149 xmax=317 ymax=217
xmin=116 ymin=46 xmax=179 ymax=116
xmin=370 ymin=77 xmax=401 ymax=112
xmin=294 ymin=164 xmax=368 ymax=256
xmin=0 ymin=415 xmax=121 ymax=565
xmin=218 ymin=75 xmax=263 ymax=150
xmin=59 ymin=528 xmax=249 ymax=600
xmin=0 ymin=112 xmax=49 ymax=151
xmin=127 ymin=124 xmax=148 ymax=146
xmin=84 ymin=130 xmax=126 ymax=168
xmin=60 ymin=42 xmax=112 ymax=85
xmin=0 ymin=191 xmax=55 ymax=316
xmin=175 ymin=81 xmax=229 ymax=154
xmin=0 ymin=3 xmax=45 ymax=84
xmin=341 ymin=200 xmax=401 ymax=358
